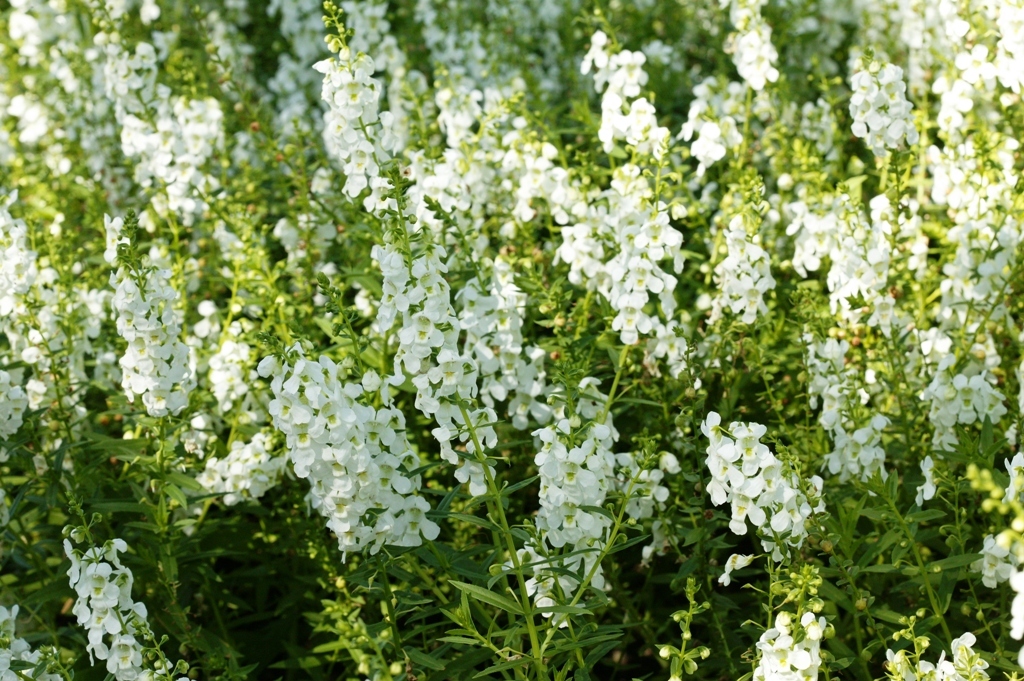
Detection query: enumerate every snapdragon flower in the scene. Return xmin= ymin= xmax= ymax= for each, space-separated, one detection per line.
xmin=849 ymin=58 xmax=919 ymax=157
xmin=678 ymin=77 xmax=747 ymax=177
xmin=533 ymin=379 xmax=618 ymax=553
xmin=916 ymin=456 xmax=937 ymax=506
xmin=197 ymin=433 xmax=287 ymax=506
xmin=0 ymin=604 xmax=61 ymax=681
xmin=207 ymin=321 xmax=255 ymax=414
xmin=996 ymin=0 xmax=1024 ymax=93
xmin=971 ymin=534 xmax=1017 ymax=588
xmin=261 ymin=349 xmax=439 ymax=557
xmin=1011 ymin=568 xmax=1024 ymax=666
xmin=702 ymin=412 xmax=824 ymax=561
xmin=106 ymin=215 xmax=194 ymax=418
xmin=582 ymin=31 xmax=668 ymax=158
xmin=718 ymin=553 xmax=755 ymax=586
xmin=710 ymin=214 xmax=776 ymax=325
xmin=823 ymin=414 xmax=889 ymax=483
xmin=0 ymin=191 xmax=36 ymax=317
xmin=315 ymin=44 xmax=397 ymax=201
xmin=100 ymin=37 xmax=223 ymax=224
xmin=64 ymin=535 xmax=187 ymax=681
xmin=0 ymin=370 xmax=27 ymax=445
xmin=1006 ymin=452 xmax=1024 ymax=503
xmin=922 ymin=357 xmax=1008 ymax=451
xmin=884 ymin=632 xmax=989 ymax=681
xmin=753 ymin=611 xmax=826 ymax=681
xmin=723 ymin=0 xmax=779 ymax=92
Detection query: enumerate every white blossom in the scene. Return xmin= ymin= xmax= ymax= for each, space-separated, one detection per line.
xmin=849 ymin=59 xmax=919 ymax=156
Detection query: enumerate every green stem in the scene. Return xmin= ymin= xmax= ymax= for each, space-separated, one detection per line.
xmin=377 ymin=554 xmax=405 ymax=656
xmin=457 ymin=401 xmax=550 ymax=681
xmin=884 ymin=497 xmax=953 ymax=642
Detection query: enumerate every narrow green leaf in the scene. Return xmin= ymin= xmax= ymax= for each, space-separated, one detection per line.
xmin=450 ymin=581 xmax=523 ymax=616
xmin=405 ymin=647 xmax=446 ymax=671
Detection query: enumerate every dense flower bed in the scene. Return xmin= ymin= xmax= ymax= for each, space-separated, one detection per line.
xmin=2 ymin=0 xmax=1024 ymax=680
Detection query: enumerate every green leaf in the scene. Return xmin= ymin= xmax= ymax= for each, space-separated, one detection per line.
xmin=449 ymin=581 xmax=523 ymax=616
xmin=437 ymin=636 xmax=481 ymax=646
xmin=165 ymin=471 xmax=203 ymax=491
xmin=859 ymin=564 xmax=898 ymax=574
xmin=406 ymin=647 xmax=446 ymax=671
xmin=89 ymin=500 xmax=151 ymax=515
xmin=165 ymin=484 xmax=189 ymax=509
xmin=930 ymin=553 xmax=981 ymax=571
xmin=446 ymin=513 xmax=500 ymax=533
xmin=578 ymin=505 xmax=614 ymax=521
xmin=906 ymin=509 xmax=945 ymax=523
xmin=583 ymin=639 xmax=621 ymax=667
xmin=502 ymin=475 xmax=539 ymax=497
xmin=474 ymin=657 xmax=531 ymax=678
xmin=607 ymin=533 xmax=651 ymax=555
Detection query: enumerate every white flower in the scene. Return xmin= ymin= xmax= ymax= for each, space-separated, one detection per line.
xmin=1011 ymin=567 xmax=1024 ymax=640
xmin=916 ymin=456 xmax=937 ymax=506
xmin=753 ymin=611 xmax=826 ymax=681
xmin=711 ymin=215 xmax=776 ymax=326
xmin=972 ymin=534 xmax=1017 ymax=588
xmin=264 ymin=346 xmax=437 ymax=557
xmin=718 ymin=553 xmax=755 ymax=586
xmin=724 ymin=0 xmax=779 ymax=92
xmin=64 ymin=536 xmax=183 ymax=680
xmin=107 ymin=216 xmax=194 ymax=418
xmin=0 ymin=370 xmax=28 ymax=445
xmin=0 ymin=604 xmax=62 ymax=681
xmin=197 ymin=433 xmax=287 ymax=506
xmin=849 ymin=59 xmax=919 ymax=157
xmin=315 ymin=47 xmax=396 ymax=200
xmin=702 ymin=412 xmax=824 ymax=561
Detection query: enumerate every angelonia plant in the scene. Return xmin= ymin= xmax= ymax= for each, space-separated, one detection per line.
xmin=4 ymin=0 xmax=1024 ymax=680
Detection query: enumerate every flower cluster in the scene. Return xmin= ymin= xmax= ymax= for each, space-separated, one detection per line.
xmin=922 ymin=358 xmax=1008 ymax=451
xmin=459 ymin=259 xmax=553 ymax=430
xmin=106 ymin=215 xmax=194 ymax=418
xmin=315 ymin=43 xmax=397 ymax=201
xmin=533 ymin=379 xmax=618 ymax=552
xmin=678 ymin=77 xmax=748 ymax=177
xmin=702 ymin=412 xmax=824 ymax=561
xmin=10 ymin=0 xmax=1024 ymax=677
xmin=723 ymin=0 xmax=779 ymax=92
xmin=849 ymin=58 xmax=919 ymax=157
xmin=101 ymin=36 xmax=223 ymax=224
xmin=197 ymin=432 xmax=287 ymax=506
xmin=525 ymin=378 xmax=619 ymax=607
xmin=372 ymin=196 xmax=498 ymax=495
xmin=826 ymin=195 xmax=895 ymax=328
xmin=0 ymin=370 xmax=27 ymax=444
xmin=972 ymin=534 xmax=1017 ymax=588
xmin=0 ymin=605 xmax=60 ymax=681
xmin=64 ymin=535 xmax=186 ymax=681
xmin=206 ymin=321 xmax=256 ymax=414
xmin=581 ymin=31 xmax=670 ymax=159
xmin=0 ymin=191 xmax=36 ymax=317
xmin=753 ymin=611 xmax=826 ymax=681
xmin=884 ymin=632 xmax=990 ymax=681
xmin=261 ymin=348 xmax=439 ymax=557
xmin=709 ymin=214 xmax=776 ymax=325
